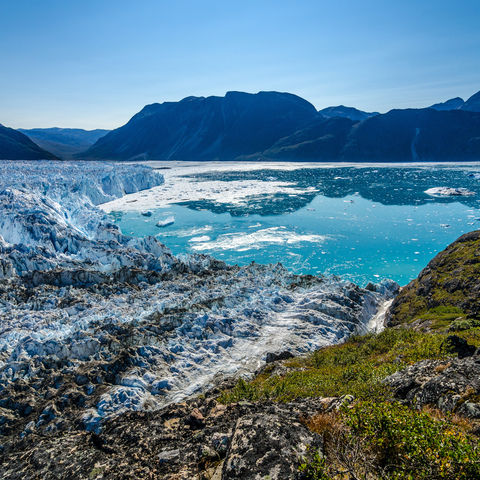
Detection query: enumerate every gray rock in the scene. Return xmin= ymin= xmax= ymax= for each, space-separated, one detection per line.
xmin=265 ymin=350 xmax=294 ymax=363
xmin=158 ymin=449 xmax=181 ymax=464
xmin=222 ymin=413 xmax=321 ymax=480
xmin=384 ymin=355 xmax=480 ymax=417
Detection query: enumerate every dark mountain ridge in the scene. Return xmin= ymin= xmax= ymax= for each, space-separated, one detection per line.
xmin=83 ymin=91 xmax=318 ymax=161
xmin=340 ymin=108 xmax=480 ymax=162
xmin=318 ymin=105 xmax=378 ymax=121
xmin=428 ymin=89 xmax=480 ymax=112
xmin=81 ymin=89 xmax=480 ymax=162
xmin=0 ymin=124 xmax=58 ymax=160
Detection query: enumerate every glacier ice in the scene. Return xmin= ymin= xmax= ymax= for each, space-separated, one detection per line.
xmin=0 ymin=161 xmax=398 ymax=437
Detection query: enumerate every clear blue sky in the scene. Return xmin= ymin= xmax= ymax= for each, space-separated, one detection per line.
xmin=1 ymin=0 xmax=479 ymax=129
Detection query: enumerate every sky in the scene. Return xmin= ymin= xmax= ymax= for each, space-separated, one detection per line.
xmin=1 ymin=0 xmax=479 ymax=129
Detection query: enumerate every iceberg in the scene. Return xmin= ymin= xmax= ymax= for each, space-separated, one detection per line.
xmin=425 ymin=186 xmax=475 ymax=197
xmin=156 ymin=215 xmax=175 ymax=227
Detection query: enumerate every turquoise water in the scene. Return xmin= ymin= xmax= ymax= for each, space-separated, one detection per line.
xmin=111 ymin=165 xmax=480 ymax=286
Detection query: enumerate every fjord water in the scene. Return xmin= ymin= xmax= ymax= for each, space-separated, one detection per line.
xmin=111 ymin=165 xmax=480 ymax=286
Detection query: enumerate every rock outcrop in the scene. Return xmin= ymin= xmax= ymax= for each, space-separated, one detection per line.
xmin=0 ymin=389 xmax=354 ymax=480
xmin=385 ymin=351 xmax=480 ymax=419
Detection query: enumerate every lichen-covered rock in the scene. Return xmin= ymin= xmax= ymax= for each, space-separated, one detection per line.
xmin=222 ymin=413 xmax=321 ymax=480
xmin=0 ymin=392 xmax=333 ymax=480
xmin=384 ymin=353 xmax=480 ymax=417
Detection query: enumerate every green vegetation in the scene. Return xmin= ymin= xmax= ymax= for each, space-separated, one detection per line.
xmin=300 ymin=402 xmax=480 ymax=480
xmin=219 ymin=324 xmax=480 ymax=479
xmin=219 ymin=232 xmax=480 ymax=478
xmin=219 ymin=326 xmax=480 ymax=404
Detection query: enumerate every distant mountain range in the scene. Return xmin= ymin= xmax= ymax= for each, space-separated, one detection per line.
xmin=429 ymin=90 xmax=480 ymax=112
xmin=18 ymin=128 xmax=110 ymax=159
xmin=83 ymin=89 xmax=480 ymax=162
xmin=1 ymin=89 xmax=480 ymax=161
xmin=0 ymin=124 xmax=58 ymax=160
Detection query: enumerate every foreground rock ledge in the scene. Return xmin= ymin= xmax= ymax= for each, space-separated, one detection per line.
xmin=0 ymin=393 xmax=356 ymax=480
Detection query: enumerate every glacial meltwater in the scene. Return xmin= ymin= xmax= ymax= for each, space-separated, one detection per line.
xmin=106 ymin=163 xmax=480 ymax=286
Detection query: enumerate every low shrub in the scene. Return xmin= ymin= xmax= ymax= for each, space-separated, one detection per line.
xmin=299 ymin=401 xmax=480 ymax=480
xmin=343 ymin=401 xmax=480 ymax=479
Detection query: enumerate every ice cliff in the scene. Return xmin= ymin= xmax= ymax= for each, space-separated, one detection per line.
xmin=0 ymin=161 xmax=398 ymax=437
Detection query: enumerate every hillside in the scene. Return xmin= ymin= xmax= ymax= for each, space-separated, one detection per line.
xmin=387 ymin=229 xmax=480 ymax=328
xmin=0 ymin=124 xmax=57 ymax=160
xmin=19 ymin=128 xmax=109 ymax=159
xmin=340 ymin=108 xmax=480 ymax=162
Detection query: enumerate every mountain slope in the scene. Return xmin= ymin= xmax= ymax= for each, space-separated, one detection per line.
xmin=387 ymin=229 xmax=480 ymax=328
xmin=0 ymin=124 xmax=58 ymax=160
xmin=19 ymin=128 xmax=109 ymax=159
xmin=318 ymin=105 xmax=378 ymax=121
xmin=461 ymin=90 xmax=480 ymax=112
xmin=253 ymin=116 xmax=356 ymax=161
xmin=340 ymin=108 xmax=480 ymax=161
xmin=429 ymin=96 xmax=464 ymax=111
xmin=82 ymin=91 xmax=318 ymax=161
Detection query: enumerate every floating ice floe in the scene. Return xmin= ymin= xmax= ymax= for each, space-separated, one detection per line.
xmin=189 ymin=226 xmax=328 ymax=252
xmin=156 ymin=215 xmax=175 ymax=227
xmin=99 ymin=164 xmax=319 ymax=213
xmin=424 ymin=187 xmax=475 ymax=197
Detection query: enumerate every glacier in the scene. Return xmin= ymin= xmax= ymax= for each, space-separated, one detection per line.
xmin=0 ymin=161 xmax=398 ymax=437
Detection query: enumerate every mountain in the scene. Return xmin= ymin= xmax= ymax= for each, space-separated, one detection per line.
xmin=19 ymin=127 xmax=109 ymax=159
xmin=429 ymin=96 xmax=464 ymax=111
xmin=318 ymin=105 xmax=378 ymax=121
xmin=0 ymin=124 xmax=58 ymax=160
xmin=461 ymin=90 xmax=480 ymax=112
xmin=81 ymin=91 xmax=318 ymax=161
xmin=251 ymin=116 xmax=356 ymax=161
xmin=80 ymin=89 xmax=480 ymax=162
xmin=256 ymin=108 xmax=480 ymax=162
xmin=341 ymin=108 xmax=480 ymax=162
xmin=428 ymin=90 xmax=480 ymax=112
